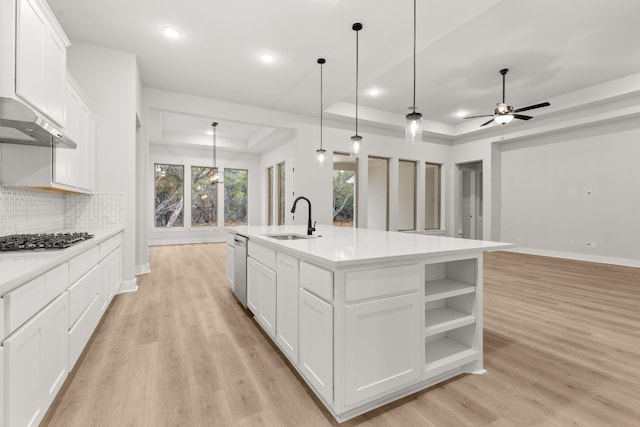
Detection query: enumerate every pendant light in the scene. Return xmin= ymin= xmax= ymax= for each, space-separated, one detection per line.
xmin=316 ymin=58 xmax=327 ymax=167
xmin=350 ymin=22 xmax=363 ymax=156
xmin=405 ymin=0 xmax=422 ymax=143
xmin=211 ymin=122 xmax=223 ymax=184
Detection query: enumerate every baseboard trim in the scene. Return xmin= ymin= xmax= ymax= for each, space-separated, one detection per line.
xmin=148 ymin=237 xmax=226 ymax=246
xmin=119 ymin=278 xmax=138 ymax=293
xmin=505 ymin=247 xmax=640 ymax=268
xmin=135 ymin=263 xmax=150 ymax=275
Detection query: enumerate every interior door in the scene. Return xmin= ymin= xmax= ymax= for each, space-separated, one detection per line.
xmin=460 ymin=168 xmax=476 ymax=239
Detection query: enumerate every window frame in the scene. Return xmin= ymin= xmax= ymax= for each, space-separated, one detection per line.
xmin=154 ymin=162 xmax=185 ymax=228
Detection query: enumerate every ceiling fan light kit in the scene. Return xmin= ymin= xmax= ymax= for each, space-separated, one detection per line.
xmin=464 ymin=68 xmax=550 ymax=127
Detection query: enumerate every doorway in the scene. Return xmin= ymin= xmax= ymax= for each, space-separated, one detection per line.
xmin=457 ymin=161 xmax=483 ymax=239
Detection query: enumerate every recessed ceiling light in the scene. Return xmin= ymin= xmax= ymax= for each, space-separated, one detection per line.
xmin=260 ymin=53 xmax=275 ymax=63
xmin=368 ymin=88 xmax=381 ymax=96
xmin=454 ymin=110 xmax=468 ymax=118
xmin=163 ymin=27 xmax=180 ymax=40
xmin=206 ymin=130 xmax=213 ymax=136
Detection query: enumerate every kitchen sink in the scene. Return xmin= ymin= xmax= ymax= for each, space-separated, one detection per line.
xmin=264 ymin=233 xmax=316 ymax=240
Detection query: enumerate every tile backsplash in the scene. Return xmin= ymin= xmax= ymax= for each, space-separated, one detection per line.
xmin=0 ymin=186 xmax=125 ymax=236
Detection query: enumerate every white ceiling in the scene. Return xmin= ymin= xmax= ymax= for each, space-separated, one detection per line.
xmin=48 ymin=0 xmax=640 ymax=147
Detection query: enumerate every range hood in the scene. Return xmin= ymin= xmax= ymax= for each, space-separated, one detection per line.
xmin=0 ymin=97 xmax=77 ymax=149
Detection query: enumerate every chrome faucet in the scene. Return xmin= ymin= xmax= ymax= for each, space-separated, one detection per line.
xmin=291 ymin=196 xmax=315 ymax=236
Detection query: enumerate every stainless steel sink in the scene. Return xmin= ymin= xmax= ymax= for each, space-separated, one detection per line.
xmin=264 ymin=233 xmax=314 ymax=240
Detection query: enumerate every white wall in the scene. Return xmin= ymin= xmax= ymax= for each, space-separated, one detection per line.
xmin=398 ymin=160 xmax=416 ymax=230
xmin=500 ymin=118 xmax=640 ymax=264
xmin=148 ymin=144 xmax=260 ymax=245
xmin=67 ymin=42 xmax=139 ymax=290
xmin=367 ymin=157 xmax=389 ymax=230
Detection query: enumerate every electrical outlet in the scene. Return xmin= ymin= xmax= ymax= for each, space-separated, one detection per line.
xmin=586 ymin=241 xmax=597 ymax=249
xmin=569 ymin=240 xmax=574 ymax=247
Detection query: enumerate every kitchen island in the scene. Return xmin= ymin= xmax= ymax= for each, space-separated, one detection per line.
xmin=226 ymin=225 xmax=511 ymax=422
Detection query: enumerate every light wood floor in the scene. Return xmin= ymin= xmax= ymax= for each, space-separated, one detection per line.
xmin=42 ymin=245 xmax=640 ymax=426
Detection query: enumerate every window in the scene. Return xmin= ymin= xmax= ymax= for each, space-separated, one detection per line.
xmin=398 ymin=160 xmax=417 ymax=231
xmin=224 ymin=169 xmax=248 ymax=226
xmin=277 ymin=162 xmax=286 ymax=225
xmin=191 ymin=166 xmax=217 ymax=227
xmin=333 ymin=153 xmax=356 ymax=227
xmin=267 ymin=166 xmax=274 ymax=225
xmin=155 ymin=163 xmax=184 ymax=227
xmin=368 ymin=156 xmax=389 ymax=231
xmin=425 ymin=163 xmax=441 ymax=230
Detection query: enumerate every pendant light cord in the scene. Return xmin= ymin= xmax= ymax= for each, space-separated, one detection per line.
xmin=320 ymin=60 xmax=323 ymax=149
xmin=211 ymin=122 xmax=218 ymax=173
xmin=355 ymin=26 xmax=359 ymax=136
xmin=412 ymin=0 xmax=417 ymax=114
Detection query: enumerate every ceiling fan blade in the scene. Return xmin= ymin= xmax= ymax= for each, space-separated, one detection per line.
xmin=513 ymin=114 xmax=533 ymax=121
xmin=463 ymin=115 xmax=493 ymax=119
xmin=514 ymin=102 xmax=550 ymax=113
xmin=480 ymin=119 xmax=495 ymax=127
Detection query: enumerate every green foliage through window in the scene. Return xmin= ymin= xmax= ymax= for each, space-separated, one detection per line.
xmin=224 ymin=169 xmax=248 ymax=225
xmin=191 ymin=166 xmax=217 ymax=227
xmin=155 ymin=164 xmax=184 ymax=227
xmin=333 ymin=170 xmax=355 ymax=226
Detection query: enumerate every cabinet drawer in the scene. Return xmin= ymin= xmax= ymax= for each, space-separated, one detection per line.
xmin=3 ymin=264 xmax=69 ymax=340
xmin=300 ymin=261 xmax=333 ymax=303
xmin=345 ymin=264 xmax=420 ymax=303
xmin=99 ymin=234 xmax=122 ymax=259
xmin=68 ymin=264 xmax=102 ymax=327
xmin=248 ymin=241 xmax=276 ymax=270
xmin=69 ymin=245 xmax=100 ymax=283
xmin=68 ymin=293 xmax=101 ymax=370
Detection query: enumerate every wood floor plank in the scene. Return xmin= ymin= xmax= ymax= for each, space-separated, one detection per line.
xmin=41 ymin=245 xmax=640 ymax=426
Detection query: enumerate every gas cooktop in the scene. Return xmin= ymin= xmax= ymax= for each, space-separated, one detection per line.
xmin=0 ymin=232 xmax=94 ymax=252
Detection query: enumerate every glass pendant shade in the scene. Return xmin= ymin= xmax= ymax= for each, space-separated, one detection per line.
xmin=350 ymin=135 xmax=362 ymax=156
xmin=316 ymin=148 xmax=327 ymax=167
xmin=494 ymin=114 xmax=514 ymax=125
xmin=405 ymin=111 xmax=423 ymax=144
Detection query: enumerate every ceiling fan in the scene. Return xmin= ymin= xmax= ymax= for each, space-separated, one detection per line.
xmin=464 ymin=68 xmax=550 ymax=126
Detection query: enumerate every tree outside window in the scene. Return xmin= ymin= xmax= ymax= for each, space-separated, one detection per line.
xmin=224 ymin=169 xmax=248 ymax=226
xmin=191 ymin=166 xmax=218 ymax=227
xmin=155 ymin=163 xmax=184 ymax=227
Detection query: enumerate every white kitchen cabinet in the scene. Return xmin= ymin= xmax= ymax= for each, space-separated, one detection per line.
xmin=344 ymin=293 xmax=421 ymax=407
xmin=299 ymin=288 xmax=333 ymax=404
xmin=247 ymin=257 xmax=260 ymax=315
xmin=247 ymin=257 xmax=277 ymax=338
xmin=276 ymin=253 xmax=298 ymax=363
xmin=4 ymin=291 xmax=69 ymax=427
xmin=424 ymin=257 xmax=480 ymax=377
xmin=15 ymin=0 xmax=68 ymax=126
xmin=54 ymin=73 xmax=96 ymax=191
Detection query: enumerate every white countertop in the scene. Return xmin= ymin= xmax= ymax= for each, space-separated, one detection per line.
xmin=0 ymin=228 xmax=123 ymax=295
xmin=227 ymin=225 xmax=513 ymax=268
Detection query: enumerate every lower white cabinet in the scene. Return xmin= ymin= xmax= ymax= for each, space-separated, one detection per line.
xmin=299 ymin=288 xmax=333 ymax=404
xmin=276 ymin=253 xmax=298 ymax=363
xmin=247 ymin=257 xmax=277 ymax=338
xmin=344 ymin=292 xmax=422 ymax=406
xmin=4 ymin=292 xmax=69 ymax=427
xmin=68 ymin=294 xmax=101 ymax=370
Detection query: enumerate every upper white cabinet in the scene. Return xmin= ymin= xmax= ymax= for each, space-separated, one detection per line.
xmin=15 ymin=0 xmax=69 ymax=126
xmin=54 ymin=73 xmax=95 ymax=191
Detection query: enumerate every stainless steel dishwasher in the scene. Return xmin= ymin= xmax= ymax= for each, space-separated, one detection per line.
xmin=233 ymin=234 xmax=248 ymax=307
